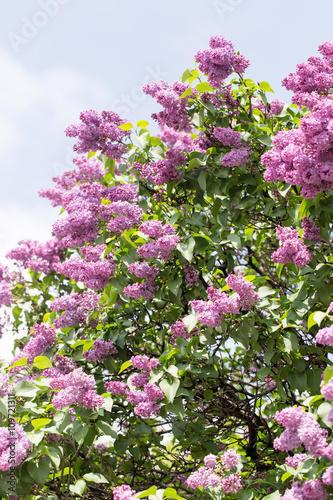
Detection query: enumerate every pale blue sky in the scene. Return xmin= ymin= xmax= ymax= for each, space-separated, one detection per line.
xmin=0 ymin=0 xmax=332 ymax=257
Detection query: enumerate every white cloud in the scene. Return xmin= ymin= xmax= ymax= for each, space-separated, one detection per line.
xmin=0 ymin=47 xmax=112 ymax=160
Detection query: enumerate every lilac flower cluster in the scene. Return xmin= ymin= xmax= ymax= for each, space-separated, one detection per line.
xmin=187 ymin=451 xmax=242 ymax=495
xmin=272 ymin=226 xmax=312 ymax=268
xmin=302 ymin=217 xmax=321 ymax=241
xmin=143 ymin=80 xmax=194 ymax=131
xmin=43 ymin=353 xmax=77 ymax=378
xmin=137 ymin=221 xmax=179 ymax=261
xmin=170 ymin=320 xmax=199 ymax=345
xmin=158 ymin=125 xmax=194 ymax=152
xmin=7 ymin=239 xmax=63 ymax=274
xmin=49 ymin=291 xmax=101 ymax=329
xmin=50 ymin=367 xmax=104 ymax=410
xmin=0 ymin=264 xmax=12 ymax=307
xmin=39 ymin=156 xmax=106 ymax=207
xmin=55 ymin=244 xmax=116 ymax=290
xmin=274 ymin=406 xmax=328 ymax=457
xmin=105 ymin=355 xmax=163 ymax=418
xmin=212 ymin=126 xmax=250 ymax=167
xmin=282 ymin=41 xmax=333 ymax=108
xmin=262 ymin=98 xmax=333 ymax=198
xmin=0 ymin=424 xmax=32 ymax=471
xmin=11 ymin=323 xmax=56 ymax=367
xmin=133 ymin=148 xmax=186 ymax=186
xmin=281 ymin=480 xmax=328 ymax=500
xmin=65 ymin=109 xmax=130 ymax=159
xmin=195 ymin=35 xmax=250 ymax=88
xmin=83 ymin=339 xmax=117 ymax=362
xmin=124 ymin=262 xmax=159 ymax=301
xmin=104 ymin=201 xmax=143 ymax=233
xmin=285 ymin=453 xmax=308 ymax=469
xmin=316 ymin=325 xmax=333 ymax=346
xmin=113 ymin=485 xmax=139 ymax=500
xmin=191 ymin=274 xmax=259 ymax=327
xmin=184 ymin=263 xmax=199 ymax=288
xmin=0 ymin=373 xmax=10 ymax=397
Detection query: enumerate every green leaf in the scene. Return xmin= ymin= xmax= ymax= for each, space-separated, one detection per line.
xmin=0 ymin=399 xmax=8 ymax=417
xmin=177 ymin=238 xmax=195 ymax=262
xmin=196 ymin=82 xmax=214 ymax=93
xmin=137 ymin=486 xmax=157 ymax=498
xmin=182 ymin=314 xmax=198 ymax=333
xmin=31 ymin=418 xmax=52 ymax=430
xmin=83 ymin=472 xmax=109 ymax=484
xmin=11 ymin=357 xmax=27 ymax=367
xmin=137 ymin=120 xmax=149 ymax=128
xmin=188 ymin=157 xmax=204 ymax=171
xmin=119 ymin=360 xmax=132 ymax=374
xmin=33 ymin=356 xmax=52 ymax=369
xmin=324 ymin=366 xmax=333 ymax=384
xmin=160 ymin=378 xmax=180 ymax=403
xmin=95 ymin=420 xmax=117 ymax=438
xmin=259 ymin=81 xmax=274 ymax=92
xmin=28 ymin=460 xmax=50 ymax=485
xmin=163 ymin=488 xmax=185 ymax=500
xmin=13 ymin=380 xmax=38 ymax=398
xmin=308 ymin=311 xmax=327 ymax=330
xmin=118 ymin=122 xmax=133 ymax=131
xmin=179 ymin=88 xmax=193 ymax=99
xmin=257 ymin=134 xmax=273 ymax=146
xmin=167 ymin=277 xmax=182 ymax=296
xmin=69 ymin=480 xmax=87 ymax=496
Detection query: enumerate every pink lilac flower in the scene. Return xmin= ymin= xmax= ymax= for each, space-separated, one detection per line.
xmin=274 ymin=406 xmax=328 ymax=457
xmin=316 ymin=325 xmax=333 ymax=346
xmin=106 ymin=201 xmax=143 ymax=233
xmin=50 ymin=367 xmax=103 ymax=410
xmin=285 ymin=453 xmax=308 ymax=468
xmin=269 ymin=98 xmax=285 ymax=115
xmin=83 ymin=339 xmax=118 ymax=362
xmin=138 ymin=235 xmax=179 ymax=261
xmin=113 ymin=485 xmax=138 ymax=500
xmin=187 ymin=466 xmax=219 ymax=489
xmin=204 ymin=454 xmax=218 ymax=468
xmin=262 ymin=98 xmax=333 ymax=198
xmin=221 ymin=147 xmax=250 ymax=167
xmin=0 ymin=374 xmax=10 ymax=397
xmin=128 ymin=262 xmax=159 ymax=280
xmin=6 ymin=239 xmax=64 ymax=274
xmin=0 ymin=424 xmax=32 ymax=471
xmin=0 ymin=282 xmax=11 ymax=307
xmin=123 ymin=281 xmax=156 ymax=300
xmin=55 ymin=244 xmax=116 ymax=290
xmin=282 ymin=42 xmax=333 ymax=107
xmin=43 ymin=354 xmax=77 ymax=378
xmin=158 ymin=125 xmax=194 ymax=152
xmin=105 ymin=381 xmax=128 ymax=396
xmin=184 ymin=264 xmax=199 ymax=288
xmin=50 ymin=291 xmax=101 ymax=329
xmin=321 ymin=379 xmax=333 ymax=400
xmin=302 ymin=217 xmax=321 ymax=241
xmin=221 ymin=449 xmax=239 ymax=471
xmin=65 ymin=109 xmax=130 ymax=159
xmin=143 ymin=81 xmax=194 ymax=131
xmin=226 ymin=273 xmax=260 ymax=309
xmin=11 ymin=323 xmax=56 ymax=367
xmin=131 ymin=355 xmax=159 ymax=372
xmin=195 ymin=35 xmax=250 ymax=88
xmin=213 ymin=127 xmax=242 ymax=147
xmin=322 ymin=465 xmax=333 ymax=485
xmin=133 ymin=148 xmax=186 ymax=185
xmin=220 ymin=473 xmax=243 ymax=494
xmin=272 ymin=226 xmax=312 ymax=268
xmin=170 ymin=320 xmax=199 ymax=344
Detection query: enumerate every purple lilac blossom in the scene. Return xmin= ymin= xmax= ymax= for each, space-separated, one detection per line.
xmin=195 ymin=35 xmax=249 ymax=88
xmin=0 ymin=424 xmax=32 ymax=471
xmin=272 ymin=226 xmax=312 ymax=268
xmin=50 ymin=367 xmax=103 ymax=410
xmin=65 ymin=109 xmax=130 ymax=159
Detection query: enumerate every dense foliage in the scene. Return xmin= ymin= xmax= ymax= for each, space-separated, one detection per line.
xmin=1 ymin=35 xmax=333 ymax=499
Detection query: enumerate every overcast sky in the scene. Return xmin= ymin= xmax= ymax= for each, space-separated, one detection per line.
xmin=0 ymin=0 xmax=332 ymax=357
